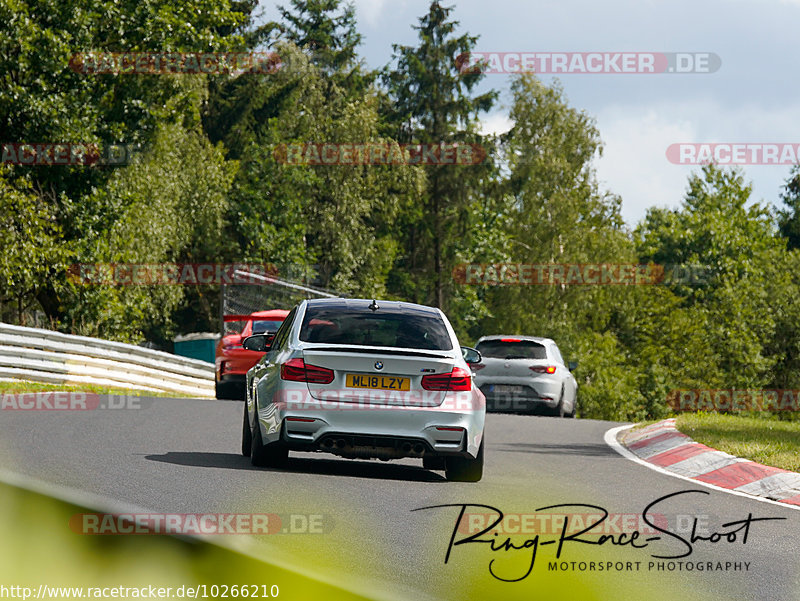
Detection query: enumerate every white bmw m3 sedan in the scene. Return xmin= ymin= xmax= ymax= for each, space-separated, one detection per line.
xmin=241 ymin=298 xmax=486 ymax=482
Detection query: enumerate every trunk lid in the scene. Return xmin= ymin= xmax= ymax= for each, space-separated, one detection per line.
xmin=301 ymin=346 xmax=455 ymax=406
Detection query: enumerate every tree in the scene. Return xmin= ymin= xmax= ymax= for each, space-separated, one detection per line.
xmin=0 ymin=0 xmax=251 ymax=332
xmin=261 ymin=0 xmax=370 ymax=94
xmin=778 ymin=166 xmax=800 ymax=250
xmin=479 ymin=74 xmax=636 ymax=419
xmin=0 ymin=170 xmax=67 ymax=326
xmin=206 ymin=43 xmax=423 ymax=298
xmin=634 ymin=165 xmax=791 ymax=395
xmin=61 ymin=124 xmax=236 ymax=343
xmin=384 ymin=1 xmax=497 ymax=309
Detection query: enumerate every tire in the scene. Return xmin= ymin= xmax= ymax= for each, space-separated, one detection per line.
xmin=250 ymin=413 xmax=289 ymax=468
xmin=423 ymin=455 xmax=446 ymax=471
xmin=217 ymin=380 xmax=245 ymax=401
xmin=553 ymin=385 xmax=566 ymax=418
xmin=445 ymin=438 xmax=484 ymax=482
xmin=567 ymin=394 xmax=577 ymax=418
xmin=241 ymin=400 xmax=252 ymax=457
xmin=216 ymin=380 xmax=235 ymax=400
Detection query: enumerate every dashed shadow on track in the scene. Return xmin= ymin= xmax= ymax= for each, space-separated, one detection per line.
xmin=493 ymin=442 xmax=617 ymax=457
xmin=143 ymin=451 xmax=447 ymax=482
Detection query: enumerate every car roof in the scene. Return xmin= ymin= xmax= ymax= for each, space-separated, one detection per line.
xmin=476 ymin=334 xmax=553 ymax=344
xmin=304 ymin=297 xmax=442 ymax=315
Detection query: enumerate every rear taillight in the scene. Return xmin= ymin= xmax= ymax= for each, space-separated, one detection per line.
xmin=421 ymin=367 xmax=472 ymax=391
xmin=530 ymin=365 xmax=557 ymax=374
xmin=280 ymin=358 xmax=306 ymax=381
xmin=280 ymin=358 xmax=335 ymax=384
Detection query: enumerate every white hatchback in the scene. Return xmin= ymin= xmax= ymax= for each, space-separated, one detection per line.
xmin=472 ymin=335 xmax=577 ymax=417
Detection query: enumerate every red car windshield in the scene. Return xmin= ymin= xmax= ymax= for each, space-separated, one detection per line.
xmin=251 ymin=320 xmax=283 ymax=334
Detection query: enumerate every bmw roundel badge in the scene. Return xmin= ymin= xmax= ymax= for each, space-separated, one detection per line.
xmin=374 ymin=361 xmax=384 ymax=370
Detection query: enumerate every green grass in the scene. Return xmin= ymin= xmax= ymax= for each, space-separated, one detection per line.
xmin=675 ymin=413 xmax=800 ymax=473
xmin=0 ymin=379 xmax=201 ymax=398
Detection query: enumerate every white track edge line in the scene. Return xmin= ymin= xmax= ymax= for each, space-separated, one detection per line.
xmin=603 ymin=424 xmax=800 ymax=513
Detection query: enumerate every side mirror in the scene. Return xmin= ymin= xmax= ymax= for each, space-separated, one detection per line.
xmin=461 ymin=346 xmax=482 ymax=364
xmin=242 ymin=334 xmax=271 ymax=352
xmin=568 ymin=361 xmax=578 ymax=372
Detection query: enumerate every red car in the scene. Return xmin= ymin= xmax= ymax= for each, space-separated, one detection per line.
xmin=214 ymin=309 xmax=289 ymax=399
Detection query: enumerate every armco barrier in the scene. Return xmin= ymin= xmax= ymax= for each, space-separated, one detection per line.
xmin=0 ymin=323 xmax=214 ymax=397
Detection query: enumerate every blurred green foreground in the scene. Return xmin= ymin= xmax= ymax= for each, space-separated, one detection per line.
xmin=0 ymin=481 xmax=372 ymax=601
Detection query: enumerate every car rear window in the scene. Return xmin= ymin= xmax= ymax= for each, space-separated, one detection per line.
xmin=252 ymin=320 xmax=283 ymax=334
xmin=476 ymin=339 xmax=547 ymax=359
xmin=299 ymin=305 xmax=453 ymax=350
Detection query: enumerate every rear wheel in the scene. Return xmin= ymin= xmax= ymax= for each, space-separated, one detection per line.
xmin=553 ymin=386 xmax=566 ymax=418
xmin=241 ymin=400 xmax=252 ymax=457
xmin=216 ymin=380 xmax=245 ymax=400
xmin=445 ymin=438 xmax=484 ymax=482
xmin=250 ymin=414 xmax=289 ymax=468
xmin=567 ymin=394 xmax=577 ymax=418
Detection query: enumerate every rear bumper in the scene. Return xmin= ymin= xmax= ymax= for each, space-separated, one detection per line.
xmin=482 ymin=395 xmax=556 ymax=412
xmin=283 ymin=430 xmax=460 ymax=460
xmin=478 ymin=379 xmax=560 ymax=412
xmin=256 ymin=398 xmax=485 ymax=459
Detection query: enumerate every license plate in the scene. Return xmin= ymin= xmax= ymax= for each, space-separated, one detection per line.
xmin=492 ymin=384 xmax=524 ymax=393
xmin=346 ymin=374 xmax=410 ymax=391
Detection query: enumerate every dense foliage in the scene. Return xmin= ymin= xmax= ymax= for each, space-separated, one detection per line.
xmin=2 ymin=0 xmax=800 ymax=419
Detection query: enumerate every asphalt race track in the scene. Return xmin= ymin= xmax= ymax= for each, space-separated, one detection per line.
xmin=1 ymin=397 xmax=798 ymax=601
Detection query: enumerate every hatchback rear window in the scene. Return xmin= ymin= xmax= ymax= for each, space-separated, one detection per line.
xmin=299 ymin=305 xmax=452 ymax=350
xmin=476 ymin=340 xmax=547 ymax=359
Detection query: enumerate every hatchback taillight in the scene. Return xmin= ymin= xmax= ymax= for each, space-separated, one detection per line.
xmin=280 ymin=358 xmax=335 ymax=384
xmin=530 ymin=365 xmax=557 ymax=374
xmin=421 ymin=367 xmax=472 ymax=391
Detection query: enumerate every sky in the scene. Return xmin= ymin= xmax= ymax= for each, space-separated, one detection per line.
xmin=258 ymin=0 xmax=800 ymax=226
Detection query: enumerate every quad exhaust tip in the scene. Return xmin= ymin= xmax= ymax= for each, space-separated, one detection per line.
xmin=320 ymin=438 xmax=426 ymax=458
